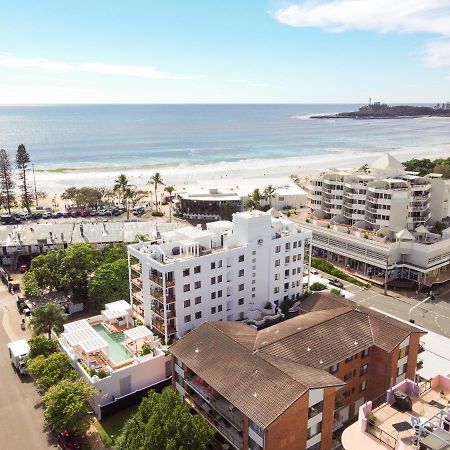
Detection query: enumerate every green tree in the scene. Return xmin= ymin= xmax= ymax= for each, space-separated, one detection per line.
xmin=30 ymin=250 xmax=65 ymax=293
xmin=310 ymin=282 xmax=327 ymax=291
xmin=247 ymin=188 xmax=262 ymax=210
xmin=28 ymin=335 xmax=60 ymax=359
xmin=88 ymin=259 xmax=129 ymax=311
xmin=27 ymin=352 xmax=77 ymax=391
xmin=42 ymin=379 xmax=96 ymax=434
xmin=102 ymin=243 xmax=128 ymax=265
xmin=16 ymin=144 xmax=33 ymax=213
xmin=0 ymin=149 xmax=15 ymax=214
xmin=164 ymin=185 xmax=175 ymax=222
xmin=150 ymin=172 xmax=164 ymax=212
xmin=116 ymin=387 xmax=214 ymax=450
xmin=59 ymin=243 xmax=102 ymax=301
xmin=263 ymin=184 xmax=276 ymax=207
xmin=22 ymin=271 xmax=42 ymax=299
xmin=113 ymin=174 xmax=130 ymax=209
xmin=218 ymin=201 xmax=239 ymax=220
xmin=29 ymin=302 xmax=68 ymax=338
xmin=61 ymin=186 xmax=103 ymax=209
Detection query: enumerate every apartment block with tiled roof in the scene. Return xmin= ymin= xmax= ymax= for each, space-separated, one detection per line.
xmin=171 ymin=293 xmax=424 ymax=450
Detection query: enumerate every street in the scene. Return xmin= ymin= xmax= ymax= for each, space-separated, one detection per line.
xmin=0 ymin=283 xmax=57 ymax=450
xmin=309 ymin=271 xmax=450 ymax=337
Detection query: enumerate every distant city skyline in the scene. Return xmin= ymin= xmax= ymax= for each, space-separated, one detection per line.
xmin=1 ymin=0 xmax=450 ymax=104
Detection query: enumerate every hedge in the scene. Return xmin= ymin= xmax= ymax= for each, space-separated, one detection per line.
xmin=311 ymin=258 xmax=367 ymax=287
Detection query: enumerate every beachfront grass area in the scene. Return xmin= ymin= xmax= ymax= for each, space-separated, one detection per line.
xmin=95 ymin=404 xmax=139 ymax=446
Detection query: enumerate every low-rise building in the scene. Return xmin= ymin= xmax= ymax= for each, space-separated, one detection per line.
xmin=171 ymin=293 xmax=424 ymax=450
xmin=176 ymin=178 xmax=307 ymax=220
xmin=127 ymin=211 xmax=312 ymax=343
xmin=58 ymin=300 xmax=172 ymax=418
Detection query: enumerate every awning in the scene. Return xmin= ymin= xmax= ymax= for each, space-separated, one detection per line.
xmin=102 ymin=308 xmax=128 ymax=320
xmin=65 ymin=327 xmax=107 ymax=348
xmin=80 ymin=336 xmax=108 ymax=353
xmin=124 ymin=325 xmax=153 ymax=341
xmin=64 ymin=319 xmax=91 ymax=333
xmin=104 ymin=300 xmax=132 ymax=312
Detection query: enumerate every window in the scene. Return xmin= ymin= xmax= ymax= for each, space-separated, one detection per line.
xmin=342 ymin=390 xmax=351 ymax=399
xmin=183 ymin=284 xmax=190 ymax=292
xmin=183 ymin=268 xmax=190 ymax=277
xmin=239 ymin=269 xmax=244 ymax=277
xmin=195 ymin=296 xmax=201 ymax=305
xmin=218 ymin=290 xmax=222 ymax=298
xmin=211 ymin=277 xmax=216 ymax=285
xmin=252 ymin=287 xmax=255 ymax=292
xmin=211 ymin=307 xmax=216 ymax=314
xmin=345 ymin=356 xmax=354 ymax=363
xmin=293 ymin=241 xmax=297 ymax=248
xmin=195 ymin=311 xmax=202 ymax=320
xmin=297 ymin=241 xmax=302 ymax=248
xmin=344 ymin=371 xmax=353 ymax=382
xmin=238 ymin=284 xmax=244 ymax=291
xmin=238 ymin=255 xmax=244 ymax=262
xmin=329 ymin=363 xmax=339 ymax=374
xmin=360 ymin=380 xmax=367 ymax=392
xmin=293 ymin=255 xmax=297 ymax=262
xmin=238 ymin=298 xmax=244 ymax=305
xmin=194 ymin=281 xmax=201 ymax=289
xmin=307 ymin=422 xmax=321 ymax=440
xmin=211 ymin=262 xmax=216 ymax=270
xmin=275 ymin=273 xmax=280 ymax=280
xmin=361 ymin=348 xmax=369 ymax=358
xmin=274 ymin=287 xmax=279 ymax=294
xmin=398 ymin=346 xmax=409 ymax=360
xmin=308 ymin=401 xmax=323 ymax=419
xmin=285 ymin=242 xmax=290 ymax=250
xmin=218 ymin=275 xmax=222 ymax=283
xmin=360 ymin=364 xmax=368 ymax=376
xmin=211 ymin=292 xmax=216 ymax=300
xmin=184 ymin=299 xmax=191 ymax=308
xmin=184 ymin=315 xmax=191 ymax=323
xmin=218 ymin=260 xmax=222 ymax=268
xmin=218 ymin=305 xmax=222 ymax=312
xmin=397 ymin=362 xmax=407 ymax=377
xmin=275 ymin=245 xmax=281 ymax=253
xmin=194 ymin=265 xmax=201 ymax=274
xmin=285 ymin=256 xmax=290 ymax=264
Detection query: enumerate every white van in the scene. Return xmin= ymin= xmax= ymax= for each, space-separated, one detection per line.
xmin=8 ymin=339 xmax=30 ymax=375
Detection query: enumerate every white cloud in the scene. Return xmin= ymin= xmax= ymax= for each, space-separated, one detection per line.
xmin=272 ymin=0 xmax=450 ymax=35
xmin=423 ymin=38 xmax=450 ymax=68
xmin=0 ymin=53 xmax=197 ymax=80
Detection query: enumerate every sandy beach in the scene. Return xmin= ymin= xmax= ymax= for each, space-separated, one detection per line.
xmin=33 ymin=145 xmax=450 ymax=201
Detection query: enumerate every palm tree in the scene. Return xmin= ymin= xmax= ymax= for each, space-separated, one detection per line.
xmin=123 ymin=187 xmax=136 ymax=219
xmin=29 ymin=303 xmax=68 ymax=338
xmin=263 ymin=184 xmax=276 ymax=208
xmin=113 ymin=174 xmax=130 ymax=209
xmin=149 ymin=172 xmax=164 ymax=212
xmin=247 ymin=188 xmax=262 ymax=210
xmin=164 ymin=185 xmax=175 ymax=222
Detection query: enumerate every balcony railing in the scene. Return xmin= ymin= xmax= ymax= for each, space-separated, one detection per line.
xmin=151 ymin=303 xmax=176 ymax=319
xmin=131 ymin=263 xmax=141 ymax=273
xmin=132 ymin=278 xmax=142 ymax=288
xmin=152 ymin=319 xmax=176 ymax=336
xmin=150 ymin=274 xmax=175 ymax=287
xmin=150 ymin=291 xmax=176 ymax=304
xmin=132 ymin=291 xmax=143 ymax=302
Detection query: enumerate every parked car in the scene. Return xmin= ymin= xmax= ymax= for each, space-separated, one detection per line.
xmin=70 ymin=211 xmax=80 ymax=218
xmin=98 ymin=209 xmax=112 ymax=216
xmin=328 ymin=278 xmax=344 ymax=288
xmin=112 ymin=208 xmax=124 ymax=216
xmin=42 ymin=212 xmax=52 ymax=219
xmin=62 ymin=211 xmax=70 ymax=218
xmin=132 ymin=206 xmax=145 ymax=216
xmin=52 ymin=212 xmax=63 ymax=219
xmin=1 ymin=215 xmax=20 ymax=224
xmin=310 ymin=269 xmax=319 ymax=275
xmin=90 ymin=210 xmax=99 ymax=216
xmin=80 ymin=210 xmax=91 ymax=217
xmin=32 ymin=213 xmax=43 ymax=219
xmin=19 ymin=263 xmax=29 ymax=273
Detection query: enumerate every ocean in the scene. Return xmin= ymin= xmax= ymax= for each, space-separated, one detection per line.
xmin=1 ymin=103 xmax=449 ymax=169
xmin=0 ymin=104 xmax=449 ymax=191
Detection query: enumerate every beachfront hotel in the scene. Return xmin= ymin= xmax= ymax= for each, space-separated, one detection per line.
xmin=301 ymin=153 xmax=450 ymax=288
xmin=127 ymin=211 xmax=312 ymax=343
xmin=170 ymin=293 xmax=424 ymax=450
xmin=58 ymin=300 xmax=172 ymax=418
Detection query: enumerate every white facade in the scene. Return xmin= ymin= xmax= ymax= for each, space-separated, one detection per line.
xmin=128 ymin=211 xmax=312 ymax=343
xmin=305 ymin=153 xmax=450 ymax=231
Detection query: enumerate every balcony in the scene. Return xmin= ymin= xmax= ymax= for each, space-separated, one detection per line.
xmin=152 ymin=318 xmax=176 ymax=336
xmin=131 ymin=263 xmax=141 ymax=273
xmin=132 ymin=290 xmax=143 ymax=302
xmin=150 ymin=274 xmax=175 ymax=288
xmin=132 ymin=277 xmax=142 ymax=288
xmin=151 ymin=302 xmax=176 ymax=320
xmin=150 ymin=290 xmax=176 ymax=304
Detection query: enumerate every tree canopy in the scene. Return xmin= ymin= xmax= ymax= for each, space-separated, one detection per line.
xmin=403 ymin=157 xmax=450 ymax=178
xmin=28 ymin=335 xmax=60 ymax=359
xmin=22 ymin=270 xmax=42 ymax=299
xmin=30 ymin=302 xmax=68 ymax=338
xmin=116 ymin=387 xmax=214 ymax=450
xmin=102 ymin=243 xmax=128 ymax=265
xmin=30 ymin=250 xmax=65 ymax=293
xmin=61 ymin=186 xmax=103 ymax=209
xmin=88 ymin=258 xmax=129 ymax=311
xmin=42 ymin=379 xmax=96 ymax=434
xmin=27 ymin=352 xmax=77 ymax=391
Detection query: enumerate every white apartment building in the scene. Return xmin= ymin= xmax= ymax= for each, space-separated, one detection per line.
xmin=127 ymin=211 xmax=312 ymax=343
xmin=306 ymin=153 xmax=450 ymax=231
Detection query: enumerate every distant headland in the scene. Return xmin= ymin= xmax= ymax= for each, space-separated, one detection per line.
xmin=311 ymin=101 xmax=450 ymax=119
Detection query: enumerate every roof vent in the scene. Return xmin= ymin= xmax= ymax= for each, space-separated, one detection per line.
xmin=319 ymin=359 xmax=324 ymax=364
xmin=354 ymin=341 xmax=358 ymax=346
xmin=253 ymin=392 xmax=258 ymax=398
xmin=306 ymin=346 xmax=311 ymax=352
xmin=195 ymin=348 xmax=199 ymax=353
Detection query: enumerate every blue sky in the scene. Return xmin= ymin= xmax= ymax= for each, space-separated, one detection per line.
xmin=0 ymin=0 xmax=449 ymax=103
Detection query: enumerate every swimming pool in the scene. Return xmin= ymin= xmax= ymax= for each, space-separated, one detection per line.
xmin=93 ymin=324 xmax=133 ymax=365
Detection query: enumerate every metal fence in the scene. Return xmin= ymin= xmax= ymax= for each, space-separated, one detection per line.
xmin=366 ymin=424 xmax=397 ymax=449
xmin=419 ymin=378 xmax=432 ymax=395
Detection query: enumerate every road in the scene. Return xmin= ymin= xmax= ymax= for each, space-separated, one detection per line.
xmin=0 ymin=283 xmax=57 ymax=450
xmin=309 ymin=271 xmax=450 ymax=337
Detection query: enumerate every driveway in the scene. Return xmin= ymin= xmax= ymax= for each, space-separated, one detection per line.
xmin=0 ymin=284 xmax=57 ymax=450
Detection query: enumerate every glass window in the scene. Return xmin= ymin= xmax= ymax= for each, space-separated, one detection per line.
xmin=218 ymin=305 xmax=222 ymax=312
xmin=329 ymin=363 xmax=339 ymax=374
xmin=344 ymin=371 xmax=353 ymax=381
xmin=239 ymin=255 xmax=244 ymax=262
xmin=361 ymin=348 xmax=369 ymax=358
xmin=194 ymin=265 xmax=201 ymax=274
xmin=285 ymin=242 xmax=290 ymax=250
xmin=184 ymin=299 xmax=191 ymax=308
xmin=195 ymin=296 xmax=201 ymax=305
xmin=218 ymin=275 xmax=223 ymax=282
xmin=275 ymin=273 xmax=280 ymax=280
xmin=238 ymin=284 xmax=244 ymax=291
xmin=211 ymin=277 xmax=216 ymax=285
xmin=239 ymin=269 xmax=244 ymax=277
xmin=360 ymin=380 xmax=366 ymax=392
xmin=211 ymin=262 xmax=216 ymax=270
xmin=211 ymin=307 xmax=216 ymax=314
xmin=194 ymin=281 xmax=201 ymax=289
xmin=398 ymin=346 xmax=409 ymax=360
xmin=238 ymin=298 xmax=244 ymax=305
xmin=211 ymin=292 xmax=216 ymax=300
xmin=397 ymin=362 xmax=407 ymax=377
xmin=274 ymin=287 xmax=279 ymax=294
xmin=308 ymin=400 xmax=323 ymax=419
xmin=285 ymin=256 xmax=290 ymax=264
xmin=183 ymin=284 xmax=190 ymax=292
xmin=184 ymin=315 xmax=191 ymax=323
xmin=183 ymin=268 xmax=190 ymax=277
xmin=360 ymin=364 xmax=368 ymax=376
xmin=307 ymin=422 xmax=321 ymax=440
xmin=275 ymin=245 xmax=281 ymax=253
xmin=345 ymin=356 xmax=353 ymax=363
xmin=275 ymin=259 xmax=280 ymax=267
xmin=195 ymin=311 xmax=202 ymax=320
xmin=218 ymin=290 xmax=222 ymax=298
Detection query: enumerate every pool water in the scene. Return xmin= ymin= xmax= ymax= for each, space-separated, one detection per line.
xmin=93 ymin=324 xmax=133 ymax=365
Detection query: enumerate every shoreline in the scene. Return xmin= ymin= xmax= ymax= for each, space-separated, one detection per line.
xmin=32 ymin=146 xmax=450 ymax=196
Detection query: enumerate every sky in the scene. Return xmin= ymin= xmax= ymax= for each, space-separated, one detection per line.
xmin=0 ymin=0 xmax=450 ymax=104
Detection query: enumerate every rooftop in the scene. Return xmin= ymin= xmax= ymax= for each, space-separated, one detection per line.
xmin=171 ymin=294 xmax=423 ymax=428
